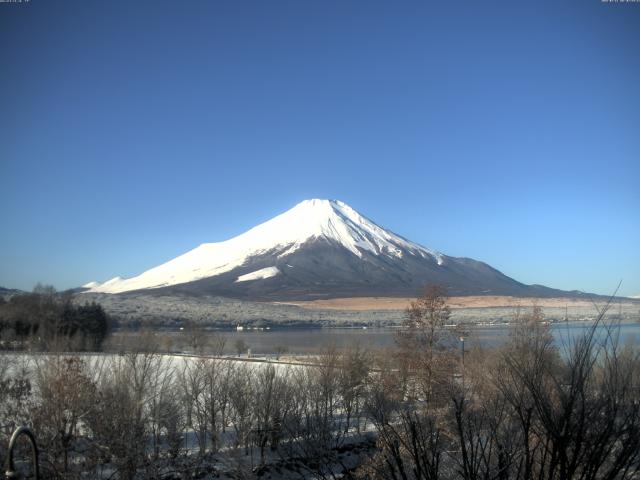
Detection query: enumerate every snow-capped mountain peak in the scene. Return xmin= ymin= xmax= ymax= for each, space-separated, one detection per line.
xmin=240 ymin=198 xmax=441 ymax=260
xmin=86 ymin=199 xmax=442 ymax=294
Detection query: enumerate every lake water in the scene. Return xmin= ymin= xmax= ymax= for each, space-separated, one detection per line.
xmin=108 ymin=321 xmax=640 ymax=355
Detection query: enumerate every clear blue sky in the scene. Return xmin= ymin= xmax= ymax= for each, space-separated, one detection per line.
xmin=1 ymin=0 xmax=638 ymax=297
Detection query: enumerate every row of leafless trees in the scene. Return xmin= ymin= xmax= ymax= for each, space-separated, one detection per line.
xmin=362 ymin=287 xmax=640 ymax=480
xmin=0 ymin=343 xmax=375 ymax=479
xmin=0 ymin=287 xmax=639 ymax=479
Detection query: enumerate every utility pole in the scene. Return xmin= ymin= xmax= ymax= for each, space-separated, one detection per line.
xmin=460 ymin=335 xmax=465 ymax=389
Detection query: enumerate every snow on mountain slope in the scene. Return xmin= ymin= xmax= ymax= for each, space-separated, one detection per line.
xmin=235 ymin=266 xmax=281 ymax=283
xmin=87 ymin=199 xmax=443 ymax=294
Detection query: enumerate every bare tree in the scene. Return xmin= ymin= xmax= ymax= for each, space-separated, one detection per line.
xmin=339 ymin=345 xmax=372 ymax=434
xmin=32 ymin=355 xmax=96 ymax=477
xmin=396 ymin=284 xmax=452 ymax=402
xmin=361 ymin=348 xmax=446 ymax=480
xmin=228 ymin=363 xmax=255 ymax=455
xmin=208 ymin=332 xmax=227 ymax=356
xmin=84 ymin=349 xmax=167 ymax=479
xmin=274 ymin=345 xmax=289 ymax=360
xmin=501 ymin=309 xmax=640 ymax=480
xmin=180 ymin=358 xmax=209 ymax=455
xmin=280 ymin=347 xmax=352 ymax=479
xmin=234 ymin=338 xmax=249 ymax=356
xmin=204 ymin=358 xmax=234 ymax=452
xmin=146 ymin=355 xmax=176 ymax=460
xmin=252 ymin=364 xmax=292 ymax=463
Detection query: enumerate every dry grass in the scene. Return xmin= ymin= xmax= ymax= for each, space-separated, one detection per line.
xmin=274 ymin=296 xmax=635 ymax=311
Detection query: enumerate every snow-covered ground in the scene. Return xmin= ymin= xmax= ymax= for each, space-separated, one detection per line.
xmin=0 ymin=351 xmax=377 ymax=479
xmin=235 ymin=266 xmax=281 ymax=283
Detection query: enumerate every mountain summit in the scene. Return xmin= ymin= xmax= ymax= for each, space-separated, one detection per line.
xmin=86 ymin=199 xmax=571 ymax=299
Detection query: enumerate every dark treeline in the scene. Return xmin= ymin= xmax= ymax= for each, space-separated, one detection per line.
xmin=0 ymin=285 xmax=109 ymax=351
xmin=0 ymin=287 xmax=638 ymax=479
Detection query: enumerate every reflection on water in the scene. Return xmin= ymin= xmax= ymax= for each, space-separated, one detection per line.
xmin=107 ymin=321 xmax=640 ymax=355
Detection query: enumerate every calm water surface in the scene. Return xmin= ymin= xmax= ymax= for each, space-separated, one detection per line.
xmin=109 ymin=322 xmax=640 ymax=355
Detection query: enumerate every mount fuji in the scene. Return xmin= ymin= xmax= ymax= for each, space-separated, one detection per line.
xmin=84 ymin=199 xmax=575 ymax=300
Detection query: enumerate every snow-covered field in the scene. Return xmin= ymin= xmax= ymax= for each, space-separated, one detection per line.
xmin=0 ymin=350 xmax=377 ymax=479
